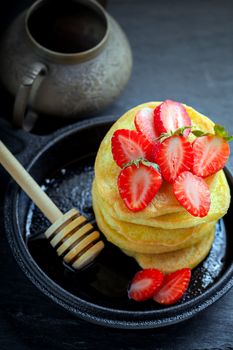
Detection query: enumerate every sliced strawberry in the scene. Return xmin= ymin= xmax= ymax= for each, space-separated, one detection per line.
xmin=173 ymin=171 xmax=210 ymax=217
xmin=154 ymin=100 xmax=191 ymax=137
xmin=128 ymin=269 xmax=164 ymax=301
xmin=153 ymin=268 xmax=191 ymax=305
xmin=192 ymin=135 xmax=230 ymax=177
xmin=118 ymin=161 xmax=162 ymax=212
xmin=152 ymin=140 xmax=161 ymax=163
xmin=111 ymin=129 xmax=153 ymax=168
xmin=156 ymin=136 xmax=193 ymax=184
xmin=135 ymin=107 xmax=160 ymax=143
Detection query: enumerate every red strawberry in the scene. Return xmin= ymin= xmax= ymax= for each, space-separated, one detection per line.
xmin=118 ymin=161 xmax=162 ymax=212
xmin=153 ymin=268 xmax=191 ymax=305
xmin=152 ymin=140 xmax=161 ymax=163
xmin=192 ymin=135 xmax=230 ymax=177
xmin=173 ymin=171 xmax=210 ymax=217
xmin=135 ymin=107 xmax=160 ymax=143
xmin=154 ymin=100 xmax=191 ymax=137
xmin=156 ymin=136 xmax=193 ymax=184
xmin=128 ymin=269 xmax=164 ymax=301
xmin=111 ymin=129 xmax=153 ymax=168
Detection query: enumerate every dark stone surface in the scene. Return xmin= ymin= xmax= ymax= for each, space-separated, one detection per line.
xmin=1 ymin=0 xmax=233 ymax=349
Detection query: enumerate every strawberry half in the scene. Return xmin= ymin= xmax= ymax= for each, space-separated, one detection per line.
xmin=156 ymin=136 xmax=193 ymax=184
xmin=128 ymin=269 xmax=164 ymax=301
xmin=134 ymin=107 xmax=160 ymax=143
xmin=192 ymin=135 xmax=230 ymax=177
xmin=153 ymin=268 xmax=191 ymax=305
xmin=118 ymin=161 xmax=162 ymax=212
xmin=173 ymin=171 xmax=211 ymax=217
xmin=154 ymin=100 xmax=191 ymax=137
xmin=152 ymin=140 xmax=161 ymax=163
xmin=111 ymin=129 xmax=153 ymax=168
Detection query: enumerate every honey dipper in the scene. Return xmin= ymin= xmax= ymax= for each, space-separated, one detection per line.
xmin=0 ymin=140 xmax=104 ymax=270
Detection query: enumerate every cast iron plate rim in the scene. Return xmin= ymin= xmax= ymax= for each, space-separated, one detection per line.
xmin=4 ymin=116 xmax=233 ymax=329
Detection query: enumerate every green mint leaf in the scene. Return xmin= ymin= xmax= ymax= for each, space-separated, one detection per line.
xmin=214 ymin=124 xmax=228 ymax=138
xmin=214 ymin=123 xmax=233 ymax=141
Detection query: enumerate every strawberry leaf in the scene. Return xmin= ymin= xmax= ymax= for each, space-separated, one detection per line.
xmin=192 ymin=129 xmax=209 ymax=137
xmin=157 ymin=126 xmax=192 ymax=143
xmin=172 ymin=126 xmax=191 ymax=136
xmin=214 ymin=124 xmax=233 ymax=141
xmin=123 ymin=158 xmax=161 ymax=172
xmin=123 ymin=157 xmax=145 ymax=168
xmin=142 ymin=161 xmax=161 ymax=172
xmin=157 ymin=132 xmax=172 ymax=143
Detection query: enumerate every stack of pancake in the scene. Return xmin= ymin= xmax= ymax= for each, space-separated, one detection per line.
xmin=92 ymin=102 xmax=230 ymax=273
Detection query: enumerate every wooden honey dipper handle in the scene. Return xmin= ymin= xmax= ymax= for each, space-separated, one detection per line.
xmin=0 ymin=141 xmax=62 ymax=223
xmin=0 ymin=141 xmax=104 ymax=270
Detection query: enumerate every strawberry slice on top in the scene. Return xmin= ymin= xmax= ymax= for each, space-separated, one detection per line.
xmin=153 ymin=268 xmax=191 ymax=305
xmin=151 ymin=140 xmax=161 ymax=163
xmin=173 ymin=171 xmax=211 ymax=217
xmin=118 ymin=160 xmax=162 ymax=212
xmin=128 ymin=269 xmax=164 ymax=302
xmin=111 ymin=129 xmax=153 ymax=168
xmin=134 ymin=107 xmax=160 ymax=143
xmin=154 ymin=100 xmax=191 ymax=137
xmin=156 ymin=136 xmax=193 ymax=184
xmin=192 ymin=135 xmax=230 ymax=178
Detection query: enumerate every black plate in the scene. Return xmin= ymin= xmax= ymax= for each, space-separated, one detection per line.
xmin=4 ymin=116 xmax=233 ymax=329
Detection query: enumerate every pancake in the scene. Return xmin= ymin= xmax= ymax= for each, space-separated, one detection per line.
xmin=94 ymin=169 xmax=229 ymax=230
xmin=93 ymin=186 xmax=216 ymax=254
xmin=123 ymin=229 xmax=215 ymax=274
xmin=94 ymin=102 xmax=216 ymax=220
xmin=92 ymin=101 xmax=231 ymax=272
xmin=93 ymin=179 xmax=216 ymax=253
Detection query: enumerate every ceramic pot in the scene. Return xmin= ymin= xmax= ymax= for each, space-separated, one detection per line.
xmin=0 ymin=0 xmax=132 ymax=130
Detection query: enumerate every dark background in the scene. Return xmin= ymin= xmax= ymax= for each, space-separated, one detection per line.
xmin=1 ymin=0 xmax=233 ymax=349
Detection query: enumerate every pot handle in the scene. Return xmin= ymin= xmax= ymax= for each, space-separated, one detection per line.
xmin=13 ymin=62 xmax=47 ymax=132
